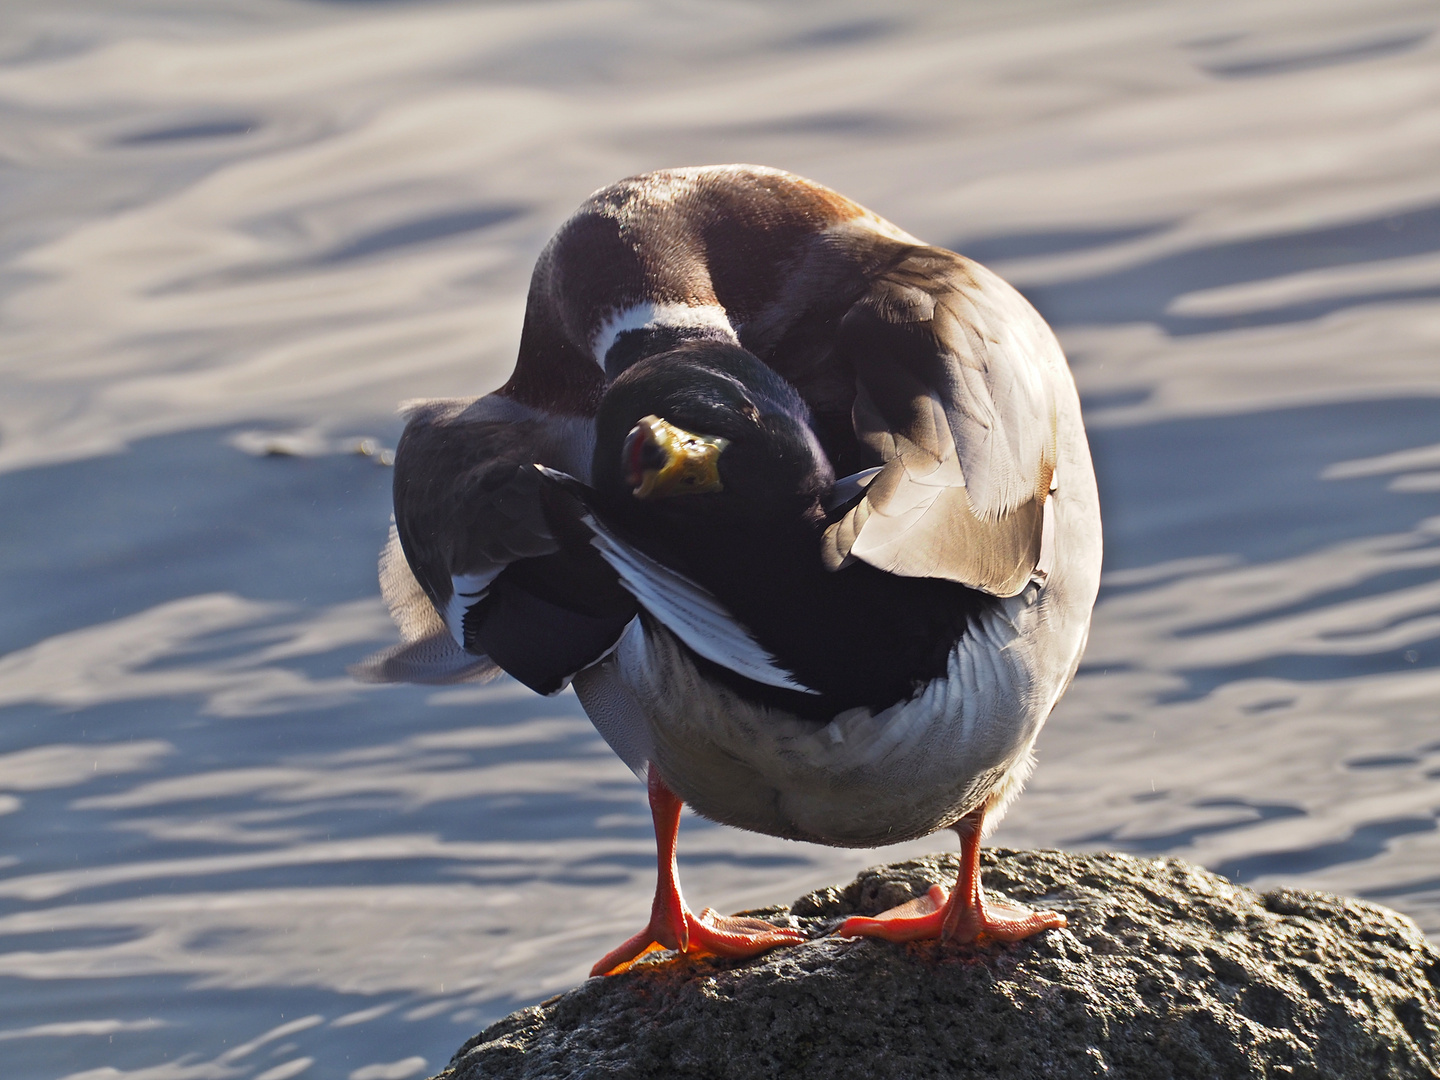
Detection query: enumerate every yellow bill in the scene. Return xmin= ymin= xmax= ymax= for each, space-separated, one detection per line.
xmin=623 ymin=414 xmax=729 ymax=499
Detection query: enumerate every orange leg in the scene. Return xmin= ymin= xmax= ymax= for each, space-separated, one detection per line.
xmin=837 ymin=805 xmax=1066 ymax=945
xmin=591 ymin=768 xmax=808 ymax=976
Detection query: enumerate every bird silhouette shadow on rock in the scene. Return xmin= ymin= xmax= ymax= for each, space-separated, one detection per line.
xmin=437 ymin=849 xmax=1440 ymax=1080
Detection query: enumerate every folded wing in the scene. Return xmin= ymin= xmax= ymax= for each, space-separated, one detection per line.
xmin=822 ymin=248 xmax=1061 ymax=597
xmin=359 ymin=400 xmax=636 ymax=695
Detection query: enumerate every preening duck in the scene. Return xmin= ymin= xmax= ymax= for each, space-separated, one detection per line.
xmin=358 ymin=165 xmax=1102 ymax=974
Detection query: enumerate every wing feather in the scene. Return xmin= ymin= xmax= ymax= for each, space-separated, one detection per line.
xmin=350 ymin=525 xmax=501 ymax=685
xmin=584 ymin=515 xmax=818 ymax=694
xmin=822 ymin=249 xmax=1061 ymax=597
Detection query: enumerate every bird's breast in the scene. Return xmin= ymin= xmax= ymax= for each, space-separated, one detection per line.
xmin=604 ymin=597 xmax=1050 ymax=847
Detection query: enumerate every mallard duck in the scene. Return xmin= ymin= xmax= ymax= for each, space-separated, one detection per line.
xmin=358 ymin=165 xmax=1102 ymax=975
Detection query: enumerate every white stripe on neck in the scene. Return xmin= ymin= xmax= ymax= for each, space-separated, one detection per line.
xmin=590 ymin=302 xmax=738 ymax=367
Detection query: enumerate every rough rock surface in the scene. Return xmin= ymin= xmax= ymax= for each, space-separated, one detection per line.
xmin=438 ymin=849 xmax=1440 ymax=1079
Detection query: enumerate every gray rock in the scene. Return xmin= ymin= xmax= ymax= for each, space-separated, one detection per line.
xmin=438 ymin=849 xmax=1440 ymax=1079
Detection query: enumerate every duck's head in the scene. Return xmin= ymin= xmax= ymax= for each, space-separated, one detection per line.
xmin=593 ymin=342 xmax=834 ymax=522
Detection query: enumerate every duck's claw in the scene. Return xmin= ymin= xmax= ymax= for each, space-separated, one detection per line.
xmin=837 ymin=884 xmax=1064 ymax=944
xmin=591 ymin=907 xmax=806 ymax=976
xmin=837 ymin=805 xmax=1067 ymax=946
xmin=945 ymin=894 xmax=1067 ymax=943
xmin=590 ymin=932 xmax=670 ymax=977
xmin=691 ymin=908 xmax=808 ymax=957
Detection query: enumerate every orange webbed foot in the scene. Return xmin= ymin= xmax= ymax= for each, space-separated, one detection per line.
xmin=950 ymin=894 xmax=1067 ymax=943
xmin=836 ymin=884 xmax=950 ymax=943
xmin=837 ymin=882 xmax=1065 ymax=945
xmin=592 ymin=907 xmax=807 ymax=976
xmin=691 ymin=907 xmax=809 ymax=958
xmin=837 ymin=806 xmax=1066 ymax=947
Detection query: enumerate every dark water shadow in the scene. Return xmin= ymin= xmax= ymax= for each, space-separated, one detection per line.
xmin=1068 ymin=798 xmax=1306 ymax=854
xmin=1173 ymin=564 xmax=1440 ymax=639
xmin=1160 ymin=634 xmax=1438 ymax=703
xmin=115 ymin=119 xmax=258 ymax=146
xmin=1161 ymin=285 xmax=1440 ymax=335
xmin=1346 ymin=754 xmax=1423 ymax=769
xmin=1043 ymin=200 xmax=1440 ymax=330
xmin=0 ymin=973 xmax=480 ymax=1080
xmin=707 ymin=110 xmax=910 ymax=138
xmin=153 ymin=203 xmax=529 ymax=294
xmin=1364 ymin=875 xmax=1440 ymax=899
xmin=776 ymin=17 xmax=901 ymax=51
xmin=1090 ymin=396 xmax=1440 ymax=575
xmin=0 ymin=424 xmax=646 ymax=895
xmin=1213 ymin=815 xmax=1438 ymax=882
xmin=1089 ymin=395 xmax=1440 ymax=698
xmin=963 ymin=202 xmax=1440 ymax=335
xmin=1200 ymin=29 xmax=1432 ymax=78
xmin=954 ymin=223 xmax=1170 ymax=265
xmin=317 ymin=205 xmax=527 ymax=264
xmin=0 ymin=426 xmax=397 ymax=658
xmin=0 ymin=926 xmax=144 ymax=953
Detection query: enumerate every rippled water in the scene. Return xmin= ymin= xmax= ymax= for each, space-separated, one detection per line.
xmin=1 ymin=1 xmax=1438 ymax=1077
